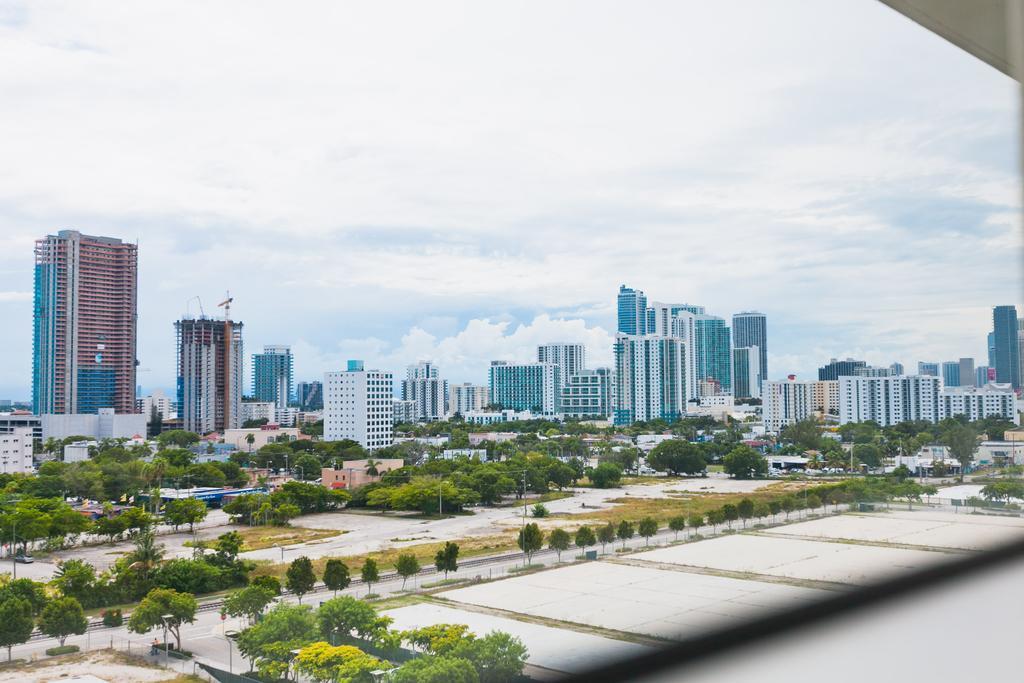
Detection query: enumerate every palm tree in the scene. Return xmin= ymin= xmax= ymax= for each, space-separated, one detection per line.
xmin=365 ymin=459 xmax=380 ymax=477
xmin=126 ymin=529 xmax=165 ymax=580
xmin=245 ymin=432 xmax=255 ymax=454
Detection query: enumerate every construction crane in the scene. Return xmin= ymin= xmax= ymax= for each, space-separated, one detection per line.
xmin=217 ymin=293 xmax=233 ymax=320
xmin=217 ymin=292 xmax=235 ymax=429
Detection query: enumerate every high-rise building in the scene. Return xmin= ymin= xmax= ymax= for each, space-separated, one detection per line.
xmin=613 ymin=334 xmax=687 ymax=425
xmin=324 ymin=360 xmax=393 ymax=450
xmin=810 ymin=380 xmax=840 ymax=416
xmin=252 ymin=345 xmax=293 ymax=409
xmin=449 ymin=383 xmax=489 ymax=416
xmin=941 ymin=361 xmax=961 ymax=388
xmin=401 ymin=361 xmax=448 ymax=422
xmin=136 ymin=389 xmax=176 ymax=421
xmin=917 ymin=362 xmax=940 ymax=377
xmin=647 ymin=304 xmax=699 ymax=400
xmin=940 ymin=384 xmax=1017 ymax=423
xmin=992 ymin=305 xmax=1021 ymax=390
xmin=762 ymin=376 xmax=814 ymax=433
xmin=890 ymin=362 xmax=905 ymax=375
xmin=175 ymin=317 xmax=243 ymax=435
xmin=561 ymin=367 xmax=614 ymax=419
xmin=694 ymin=315 xmax=731 ymax=394
xmin=958 ymin=358 xmax=975 ymax=389
xmin=975 ymin=366 xmax=995 ymax=387
xmin=296 ymin=381 xmax=323 ymax=411
xmin=732 ymin=312 xmax=767 ymax=387
xmin=818 ymin=358 xmax=867 ymax=381
xmin=617 ymin=285 xmax=647 ymax=335
xmin=488 ymin=361 xmax=561 ymax=415
xmin=732 ymin=346 xmax=761 ymax=399
xmin=537 ymin=343 xmax=586 ymax=380
xmin=1018 ymin=320 xmax=1024 ymax=390
xmin=839 ymin=375 xmax=942 ymax=426
xmin=987 ymin=331 xmax=996 ymax=368
xmin=33 ymin=231 xmax=138 ymax=415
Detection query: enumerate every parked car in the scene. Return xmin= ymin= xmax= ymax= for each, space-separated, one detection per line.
xmin=14 ymin=553 xmax=33 ymax=564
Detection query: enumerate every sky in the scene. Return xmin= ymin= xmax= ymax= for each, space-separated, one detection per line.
xmin=0 ymin=0 xmax=1020 ymax=400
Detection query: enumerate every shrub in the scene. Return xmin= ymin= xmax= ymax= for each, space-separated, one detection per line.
xmin=45 ymin=645 xmax=80 ymax=656
xmin=102 ymin=609 xmax=123 ymax=627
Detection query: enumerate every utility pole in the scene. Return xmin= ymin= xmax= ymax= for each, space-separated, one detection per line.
xmin=522 ymin=470 xmax=527 ymax=565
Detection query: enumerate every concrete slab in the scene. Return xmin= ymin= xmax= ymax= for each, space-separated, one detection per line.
xmin=383 ymin=602 xmax=655 ymax=675
xmin=440 ymin=560 xmax=829 ymax=640
xmin=631 ymin=534 xmax=951 ymax=585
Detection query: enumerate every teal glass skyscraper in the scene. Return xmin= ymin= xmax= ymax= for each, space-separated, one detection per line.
xmin=252 ymin=345 xmax=293 ymax=409
xmin=694 ymin=315 xmax=731 ymax=394
xmin=992 ymin=305 xmax=1020 ymax=389
xmin=732 ymin=311 xmax=767 ymax=387
xmin=617 ymin=285 xmax=647 ymax=335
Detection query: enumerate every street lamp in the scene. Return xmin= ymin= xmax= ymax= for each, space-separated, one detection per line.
xmin=273 ymin=542 xmax=284 ymax=563
xmin=224 ymin=629 xmax=239 ymax=673
xmin=160 ymin=613 xmax=173 ymax=664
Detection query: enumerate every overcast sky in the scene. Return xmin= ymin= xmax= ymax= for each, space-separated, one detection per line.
xmin=0 ymin=0 xmax=1020 ymax=399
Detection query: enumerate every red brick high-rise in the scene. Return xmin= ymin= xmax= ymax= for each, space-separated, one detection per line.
xmin=32 ymin=231 xmax=138 ymax=414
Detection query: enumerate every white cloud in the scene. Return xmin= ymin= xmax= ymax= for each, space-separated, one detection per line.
xmin=0 ymin=0 xmax=1020 ymax=397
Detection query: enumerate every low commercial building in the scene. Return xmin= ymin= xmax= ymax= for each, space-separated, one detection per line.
xmin=465 ymin=409 xmax=536 ymax=425
xmin=63 ymin=440 xmax=95 ymax=463
xmin=468 ymin=432 xmax=518 ymax=445
xmin=222 ymin=425 xmax=303 ymax=450
xmin=320 ymin=458 xmax=405 ymax=490
xmin=442 ymin=448 xmax=488 ymax=460
xmin=0 ymin=428 xmax=34 ymax=473
xmin=41 ymin=408 xmax=147 ymax=441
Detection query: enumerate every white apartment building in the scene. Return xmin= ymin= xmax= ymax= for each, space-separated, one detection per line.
xmin=401 ymin=361 xmax=448 ymax=422
xmin=324 ymin=361 xmax=393 ymax=450
xmin=839 ymin=375 xmax=942 ymax=426
xmin=137 ymin=389 xmax=177 ymax=420
xmin=240 ymin=401 xmax=276 ymax=424
xmin=939 ymin=383 xmax=1018 ymax=423
xmin=647 ymin=305 xmax=699 ymax=400
xmin=537 ymin=343 xmax=586 ymax=381
xmin=810 ymin=380 xmax=839 ymax=415
xmin=613 ymin=334 xmax=688 ymax=425
xmin=393 ymin=399 xmax=416 ymax=424
xmin=763 ymin=376 xmax=814 ymax=433
xmin=449 ymin=383 xmax=489 ymax=417
xmin=0 ymin=428 xmax=34 ymax=474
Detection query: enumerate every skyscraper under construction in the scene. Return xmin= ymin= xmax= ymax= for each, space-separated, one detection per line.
xmin=176 ymin=316 xmax=243 ymax=434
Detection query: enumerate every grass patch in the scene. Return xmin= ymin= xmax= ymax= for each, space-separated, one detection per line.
xmin=532 ymin=491 xmax=574 ymax=504
xmin=507 ymin=563 xmax=545 ymax=574
xmin=422 ymin=578 xmax=470 ymax=589
xmin=186 ymin=526 xmax=342 ymax=552
xmin=252 ymin=534 xmax=519 ymax=580
xmin=554 ymin=482 xmax=801 ymax=526
xmin=620 ymin=475 xmax=680 ymax=486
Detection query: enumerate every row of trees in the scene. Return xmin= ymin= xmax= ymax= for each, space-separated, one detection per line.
xmin=52 ymin=529 xmax=252 ymax=609
xmin=235 ymin=594 xmax=528 ymax=682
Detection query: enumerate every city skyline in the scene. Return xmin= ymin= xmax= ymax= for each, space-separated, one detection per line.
xmin=1 ymin=1 xmax=1021 ymax=398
